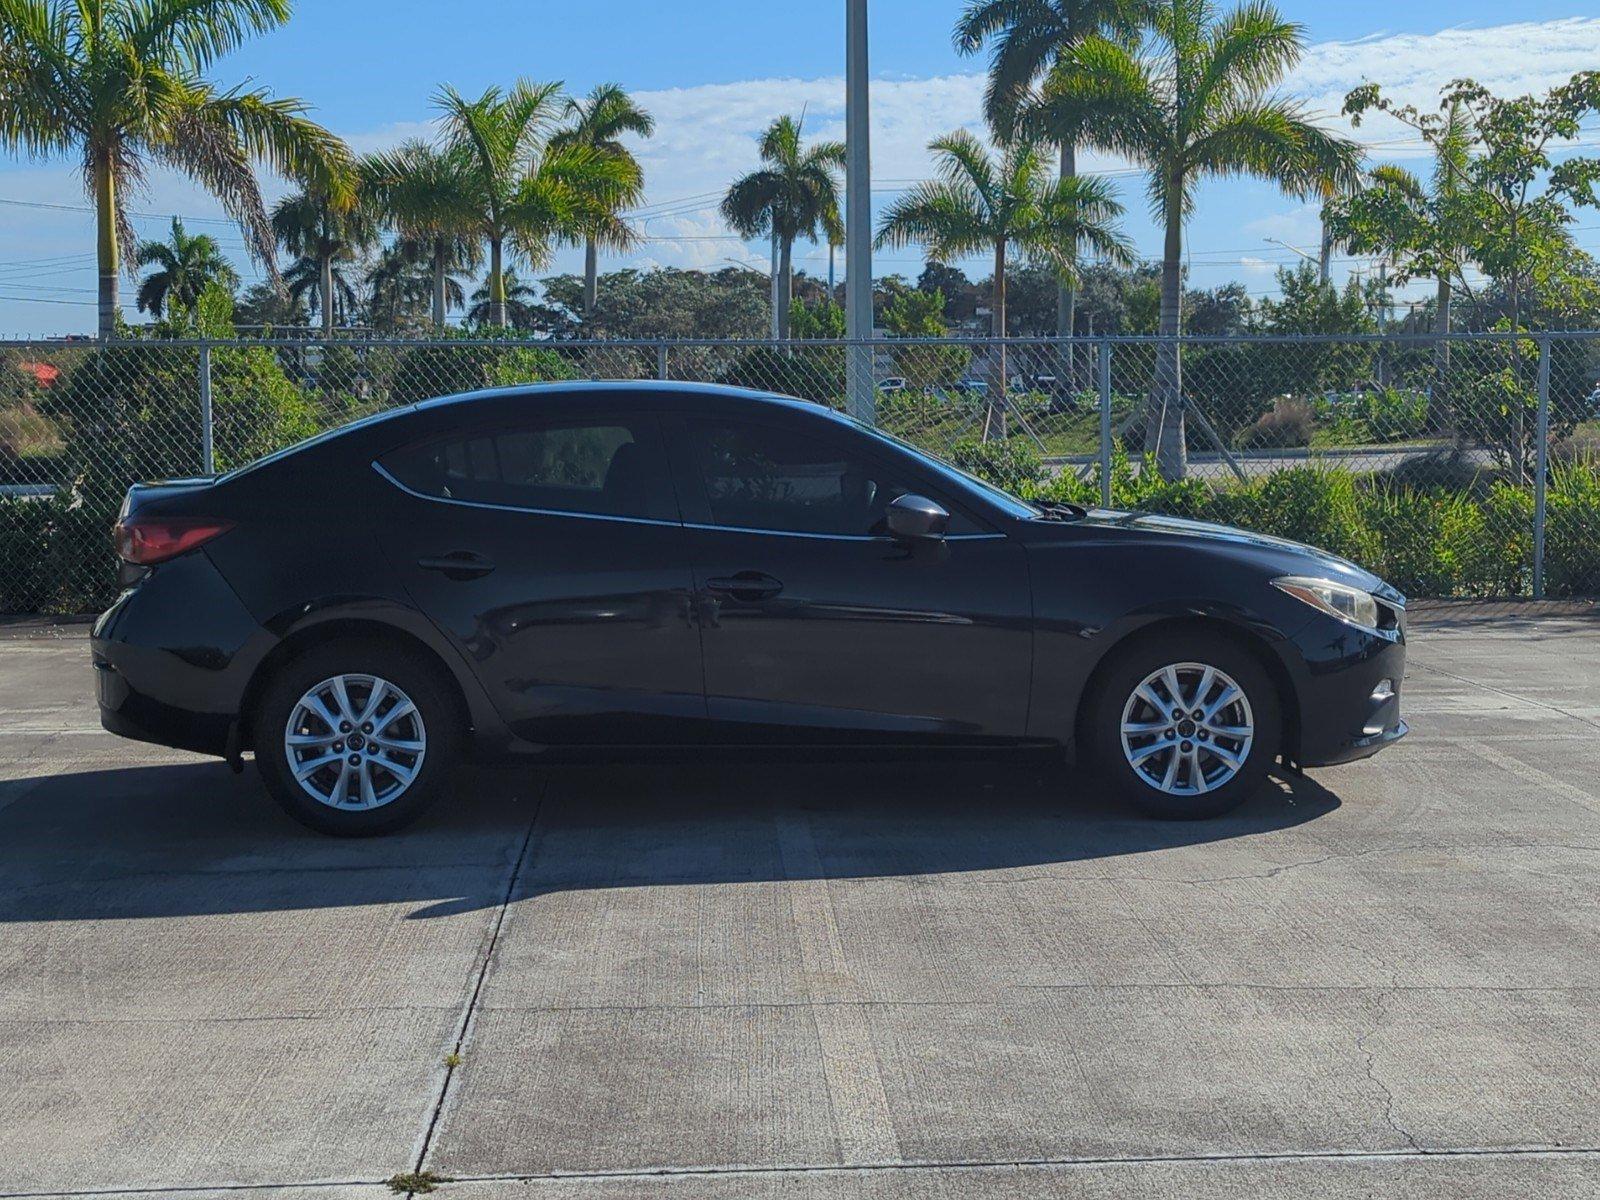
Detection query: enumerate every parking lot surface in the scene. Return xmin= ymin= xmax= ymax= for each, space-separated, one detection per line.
xmin=3 ymin=608 xmax=1598 ymax=1198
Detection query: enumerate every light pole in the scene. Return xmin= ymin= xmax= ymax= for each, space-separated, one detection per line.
xmin=844 ymin=0 xmax=874 ymax=421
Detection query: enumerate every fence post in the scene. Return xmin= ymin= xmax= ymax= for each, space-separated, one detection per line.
xmin=198 ymin=341 xmax=215 ymax=475
xmin=1533 ymin=335 xmax=1551 ymax=600
xmin=1097 ymin=339 xmax=1112 ymax=509
xmin=657 ymin=340 xmax=669 ymax=381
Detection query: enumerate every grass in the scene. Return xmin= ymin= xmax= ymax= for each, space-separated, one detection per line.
xmin=387 ymin=1171 xmax=452 ymax=1195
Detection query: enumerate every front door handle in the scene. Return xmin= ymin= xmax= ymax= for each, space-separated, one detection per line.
xmin=417 ymin=551 xmax=496 ymax=580
xmin=705 ymin=571 xmax=783 ymax=602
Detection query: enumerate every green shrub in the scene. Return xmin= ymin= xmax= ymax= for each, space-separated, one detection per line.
xmin=714 ymin=345 xmax=844 ymax=404
xmin=950 ymin=436 xmax=1046 ymax=493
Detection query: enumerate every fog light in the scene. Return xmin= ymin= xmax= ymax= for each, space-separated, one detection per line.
xmin=1371 ymin=679 xmax=1395 ymax=701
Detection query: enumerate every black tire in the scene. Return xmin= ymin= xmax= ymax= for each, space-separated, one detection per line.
xmin=1084 ymin=629 xmax=1282 ymax=820
xmin=253 ymin=638 xmax=460 ymax=836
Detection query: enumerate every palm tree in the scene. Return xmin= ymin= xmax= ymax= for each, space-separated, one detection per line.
xmin=271 ymin=189 xmax=379 ymax=337
xmin=361 ymin=141 xmax=481 ymax=328
xmin=434 ymin=79 xmax=640 ymax=328
xmin=954 ymin=0 xmax=1150 ymax=343
xmin=467 ymin=270 xmax=540 ymax=328
xmin=133 ymin=217 xmax=239 ymax=317
xmin=1035 ymin=0 xmax=1360 ymax=478
xmin=0 ymin=0 xmax=350 ymax=338
xmin=366 ymin=240 xmax=466 ymax=333
xmin=721 ymin=115 xmax=845 ymax=341
xmin=281 ymin=247 xmax=363 ymax=329
xmin=875 ymin=129 xmax=1130 ymax=438
xmin=551 ymin=84 xmax=653 ymax=314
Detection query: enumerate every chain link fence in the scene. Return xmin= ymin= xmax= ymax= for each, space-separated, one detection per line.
xmin=3 ymin=332 xmax=1598 ymax=614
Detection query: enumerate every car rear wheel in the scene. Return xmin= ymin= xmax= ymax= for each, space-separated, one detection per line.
xmin=254 ymin=639 xmax=459 ymax=836
xmin=1086 ymin=631 xmax=1281 ymax=819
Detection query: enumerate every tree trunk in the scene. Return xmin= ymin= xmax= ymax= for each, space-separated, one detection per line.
xmin=432 ymin=237 xmax=448 ymax=329
xmin=490 ymin=237 xmax=507 ymax=328
xmin=988 ymin=239 xmax=1008 ymax=441
xmin=320 ymin=250 xmax=335 ymax=338
xmin=1148 ymin=190 xmax=1187 ymax=481
xmin=94 ymin=146 xmax=119 ymax=340
xmin=777 ymin=236 xmax=794 ymax=341
xmin=1433 ymin=273 xmax=1453 ymax=435
xmin=1057 ymin=141 xmax=1077 ymax=392
xmin=583 ymin=238 xmax=599 ymax=314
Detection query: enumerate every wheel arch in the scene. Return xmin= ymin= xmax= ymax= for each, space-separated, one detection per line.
xmin=238 ymin=617 xmax=480 ymax=754
xmin=1073 ymin=615 xmax=1301 ymax=760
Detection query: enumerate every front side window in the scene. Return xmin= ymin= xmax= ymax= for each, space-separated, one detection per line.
xmin=685 ymin=420 xmax=978 ymax=537
xmin=381 ymin=419 xmax=676 ymax=522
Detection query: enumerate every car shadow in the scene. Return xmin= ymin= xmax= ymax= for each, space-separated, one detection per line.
xmin=0 ymin=755 xmax=1341 ymax=924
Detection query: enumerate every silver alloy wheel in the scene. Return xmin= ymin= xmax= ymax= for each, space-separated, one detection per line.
xmin=1119 ymin=661 xmax=1255 ymax=796
xmin=284 ymin=674 xmax=427 ymax=811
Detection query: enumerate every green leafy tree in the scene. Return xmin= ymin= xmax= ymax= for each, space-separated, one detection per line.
xmin=361 ymin=141 xmax=482 ymax=328
xmin=538 ymin=266 xmax=771 ymax=340
xmin=434 ymin=80 xmax=639 ymax=328
xmin=721 ymin=115 xmax=846 ymax=341
xmin=550 ymin=83 xmax=654 ymax=314
xmin=1037 ymin=0 xmax=1360 ymax=477
xmin=134 ymin=217 xmax=239 ymax=317
xmin=1342 ymin=72 xmax=1600 ymax=476
xmin=954 ymin=0 xmax=1151 ymax=340
xmin=882 ymin=288 xmax=971 ymax=390
xmin=0 ymin=0 xmax=350 ymax=338
xmin=790 ymin=297 xmax=847 ymax=339
xmin=875 ymin=129 xmax=1130 ymax=436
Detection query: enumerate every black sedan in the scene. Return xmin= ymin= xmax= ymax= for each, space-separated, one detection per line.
xmin=93 ymin=382 xmax=1407 ymax=835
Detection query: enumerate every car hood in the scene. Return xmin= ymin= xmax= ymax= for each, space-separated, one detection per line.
xmin=1070 ymin=508 xmax=1405 ymax=604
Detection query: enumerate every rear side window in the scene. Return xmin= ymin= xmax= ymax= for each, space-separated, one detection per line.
xmin=381 ymin=419 xmax=677 ymax=522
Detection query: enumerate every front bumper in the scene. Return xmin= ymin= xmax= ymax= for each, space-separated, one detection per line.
xmin=1289 ymin=622 xmax=1408 ymax=768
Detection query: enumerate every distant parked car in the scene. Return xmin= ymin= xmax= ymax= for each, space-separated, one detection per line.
xmin=93 ymin=382 xmax=1407 ymax=835
xmin=877 ymin=377 xmax=907 ymax=394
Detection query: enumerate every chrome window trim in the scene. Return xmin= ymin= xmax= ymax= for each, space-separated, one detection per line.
xmin=370 ymin=461 xmax=684 ymax=529
xmin=684 ymin=521 xmax=1005 ymax=543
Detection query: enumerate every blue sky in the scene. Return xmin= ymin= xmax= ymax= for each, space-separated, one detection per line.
xmin=2 ymin=1 xmax=1599 ymax=335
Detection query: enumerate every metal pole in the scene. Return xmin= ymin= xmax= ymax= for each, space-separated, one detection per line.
xmin=1533 ymin=335 xmax=1551 ymax=600
xmin=198 ymin=341 xmax=215 ymax=475
xmin=844 ymin=0 xmax=875 ymax=423
xmin=1097 ymin=339 xmax=1112 ymax=509
xmin=657 ymin=340 xmax=669 ymax=381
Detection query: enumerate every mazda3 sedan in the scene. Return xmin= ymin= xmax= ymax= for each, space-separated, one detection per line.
xmin=93 ymin=382 xmax=1407 ymax=835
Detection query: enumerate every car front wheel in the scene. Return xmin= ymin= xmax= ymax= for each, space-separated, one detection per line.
xmin=1087 ymin=631 xmax=1281 ymax=819
xmin=253 ymin=639 xmax=459 ymax=836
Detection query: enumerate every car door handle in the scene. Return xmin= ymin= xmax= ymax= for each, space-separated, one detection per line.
xmin=417 ymin=551 xmax=496 ymax=580
xmin=705 ymin=571 xmax=783 ymax=601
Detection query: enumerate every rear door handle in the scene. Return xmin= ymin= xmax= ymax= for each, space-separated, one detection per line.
xmin=705 ymin=571 xmax=783 ymax=601
xmin=417 ymin=551 xmax=496 ymax=580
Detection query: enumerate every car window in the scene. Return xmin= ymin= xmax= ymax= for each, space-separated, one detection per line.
xmin=381 ymin=419 xmax=677 ymax=522
xmin=685 ymin=420 xmax=979 ymax=537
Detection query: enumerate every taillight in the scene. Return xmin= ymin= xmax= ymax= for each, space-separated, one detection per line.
xmin=113 ymin=516 xmax=235 ymax=565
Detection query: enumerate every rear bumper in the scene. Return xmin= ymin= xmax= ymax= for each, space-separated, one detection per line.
xmin=91 ymin=550 xmax=269 ymax=757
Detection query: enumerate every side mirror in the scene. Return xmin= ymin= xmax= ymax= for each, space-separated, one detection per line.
xmin=885 ymin=493 xmax=949 ymax=541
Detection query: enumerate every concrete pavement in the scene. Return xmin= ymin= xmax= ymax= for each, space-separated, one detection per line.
xmin=2 ymin=610 xmax=1598 ymax=1197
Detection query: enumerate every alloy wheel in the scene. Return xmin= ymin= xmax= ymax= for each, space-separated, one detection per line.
xmin=283 ymin=674 xmax=427 ymax=811
xmin=1119 ymin=661 xmax=1255 ymax=796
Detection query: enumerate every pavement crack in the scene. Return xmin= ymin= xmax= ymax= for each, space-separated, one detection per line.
xmin=1355 ymin=990 xmax=1421 ymax=1153
xmin=408 ymin=778 xmax=548 ymax=1178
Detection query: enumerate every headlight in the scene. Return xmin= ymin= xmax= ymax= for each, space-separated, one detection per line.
xmin=1272 ymin=575 xmax=1382 ymax=631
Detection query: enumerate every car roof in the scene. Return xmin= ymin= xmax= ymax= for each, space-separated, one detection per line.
xmin=411 ymin=379 xmax=839 ymax=422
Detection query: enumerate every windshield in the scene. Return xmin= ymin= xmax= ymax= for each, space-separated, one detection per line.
xmin=841 ymin=415 xmax=1042 ymax=520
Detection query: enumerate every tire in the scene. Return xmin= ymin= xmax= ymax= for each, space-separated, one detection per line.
xmin=1084 ymin=629 xmax=1282 ymax=820
xmin=253 ymin=638 xmax=460 ymax=836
